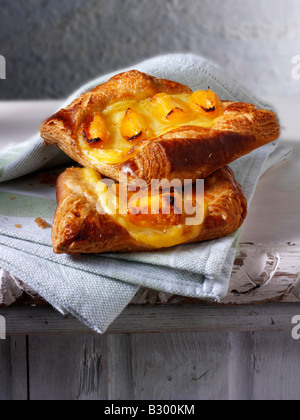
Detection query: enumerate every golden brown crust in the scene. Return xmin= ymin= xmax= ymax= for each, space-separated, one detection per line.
xmin=53 ymin=169 xmax=139 ymax=254
xmin=52 ymin=167 xmax=247 ymax=254
xmin=40 ymin=71 xmax=280 ymax=184
xmin=194 ymin=167 xmax=247 ymax=243
xmin=121 ymin=102 xmax=280 ymax=184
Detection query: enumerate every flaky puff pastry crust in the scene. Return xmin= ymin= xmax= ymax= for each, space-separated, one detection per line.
xmin=41 ymin=71 xmax=280 ymax=185
xmin=52 ymin=167 xmax=247 ymax=255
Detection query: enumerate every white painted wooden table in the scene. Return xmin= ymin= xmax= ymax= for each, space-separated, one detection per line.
xmin=0 ymin=97 xmax=300 ymax=400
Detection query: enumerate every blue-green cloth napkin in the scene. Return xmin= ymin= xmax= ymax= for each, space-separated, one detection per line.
xmin=0 ymin=54 xmax=291 ymax=333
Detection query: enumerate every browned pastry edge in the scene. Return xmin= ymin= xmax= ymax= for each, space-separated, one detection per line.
xmin=40 ymin=70 xmax=280 ymax=184
xmin=52 ymin=167 xmax=247 ymax=255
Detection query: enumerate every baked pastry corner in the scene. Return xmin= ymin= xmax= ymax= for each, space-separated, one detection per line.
xmin=52 ymin=166 xmax=247 ymax=254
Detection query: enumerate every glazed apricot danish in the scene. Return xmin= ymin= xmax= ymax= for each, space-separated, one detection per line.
xmin=41 ymin=71 xmax=280 ymax=185
xmin=52 ymin=167 xmax=247 ymax=254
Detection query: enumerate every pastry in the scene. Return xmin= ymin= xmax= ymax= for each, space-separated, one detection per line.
xmin=41 ymin=70 xmax=280 ymax=185
xmin=52 ymin=166 xmax=247 ymax=254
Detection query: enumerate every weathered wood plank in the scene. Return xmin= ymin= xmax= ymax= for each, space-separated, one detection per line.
xmin=28 ymin=334 xmax=135 ymax=400
xmin=1 ymin=303 xmax=300 ymax=335
xmin=0 ymin=338 xmax=12 ymax=400
xmin=106 ymin=334 xmax=134 ymax=400
xmin=250 ymin=331 xmax=300 ymax=400
xmin=131 ymin=333 xmax=232 ymax=400
xmin=3 ymin=331 xmax=300 ymax=400
xmin=24 ymin=332 xmax=253 ymax=400
xmin=10 ymin=336 xmax=28 ymax=400
xmin=0 ymin=336 xmax=28 ymax=400
xmin=28 ymin=335 xmax=108 ymax=400
xmin=228 ymin=332 xmax=254 ymax=400
xmin=223 ymin=244 xmax=300 ymax=305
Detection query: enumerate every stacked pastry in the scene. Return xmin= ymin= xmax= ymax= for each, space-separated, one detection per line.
xmin=40 ymin=71 xmax=280 ymax=254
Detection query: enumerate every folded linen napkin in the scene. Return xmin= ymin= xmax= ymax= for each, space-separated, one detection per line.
xmin=0 ymin=54 xmax=291 ymax=333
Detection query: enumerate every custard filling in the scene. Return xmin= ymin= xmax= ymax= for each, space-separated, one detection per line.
xmin=79 ymin=89 xmax=224 ymax=165
xmin=80 ymin=168 xmax=208 ymax=249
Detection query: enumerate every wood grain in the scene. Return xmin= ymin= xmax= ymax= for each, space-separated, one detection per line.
xmin=1 ymin=303 xmax=300 ymax=336
xmin=0 ymin=338 xmax=12 ymax=400
xmin=106 ymin=334 xmax=134 ymax=400
xmin=27 ymin=334 xmax=135 ymax=400
xmin=28 ymin=335 xmax=107 ymax=400
xmin=224 ymin=243 xmax=300 ymax=304
xmin=1 ymin=330 xmax=300 ymax=400
xmin=0 ymin=336 xmax=28 ymax=400
xmin=131 ymin=333 xmax=232 ymax=400
xmin=249 ymin=331 xmax=300 ymax=401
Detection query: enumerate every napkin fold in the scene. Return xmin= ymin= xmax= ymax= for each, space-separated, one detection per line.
xmin=0 ymin=54 xmax=291 ymax=333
